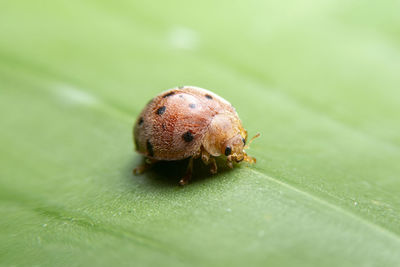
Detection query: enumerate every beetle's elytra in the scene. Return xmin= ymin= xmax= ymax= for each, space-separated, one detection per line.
xmin=133 ymin=86 xmax=258 ymax=185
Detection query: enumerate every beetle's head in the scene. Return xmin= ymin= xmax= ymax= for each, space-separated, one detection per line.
xmin=202 ymin=113 xmax=259 ymax=164
xmin=223 ymin=131 xmax=259 ymax=164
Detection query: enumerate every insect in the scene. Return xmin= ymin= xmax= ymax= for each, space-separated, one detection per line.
xmin=133 ymin=86 xmax=259 ymax=185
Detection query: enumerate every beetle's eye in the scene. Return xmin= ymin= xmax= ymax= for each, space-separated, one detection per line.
xmin=242 ymin=138 xmax=246 ymax=145
xmin=225 ymin=146 xmax=232 ymax=156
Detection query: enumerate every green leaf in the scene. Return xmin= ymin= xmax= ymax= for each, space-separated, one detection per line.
xmin=1 ymin=1 xmax=400 ymax=266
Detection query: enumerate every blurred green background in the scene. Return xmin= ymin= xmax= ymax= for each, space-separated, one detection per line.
xmin=1 ymin=1 xmax=400 ymax=266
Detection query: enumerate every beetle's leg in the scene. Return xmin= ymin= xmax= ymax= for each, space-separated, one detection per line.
xmin=133 ymin=158 xmax=157 ymax=175
xmin=226 ymin=154 xmax=233 ymax=169
xmin=201 ymin=149 xmax=218 ymax=174
xmin=209 ymin=158 xmax=217 ymax=174
xmin=201 ymin=149 xmax=210 ymax=164
xmin=227 ymin=160 xmax=234 ymax=169
xmin=179 ymin=157 xmax=194 ymax=186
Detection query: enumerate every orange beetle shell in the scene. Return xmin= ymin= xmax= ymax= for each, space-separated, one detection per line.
xmin=134 ymin=86 xmax=237 ymax=161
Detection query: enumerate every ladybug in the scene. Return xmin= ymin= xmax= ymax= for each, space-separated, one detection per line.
xmin=133 ymin=86 xmax=259 ymax=185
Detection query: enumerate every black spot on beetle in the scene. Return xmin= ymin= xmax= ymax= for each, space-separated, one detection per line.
xmin=163 ymin=91 xmax=175 ymax=98
xmin=189 ymin=103 xmax=196 ymax=109
xmin=225 ymin=146 xmax=232 ymax=156
xmin=146 ymin=140 xmax=154 ymax=157
xmin=242 ymin=138 xmax=246 ymax=145
xmin=182 ymin=131 xmax=194 ymax=142
xmin=156 ymin=106 xmax=166 ymax=115
xmin=205 ymin=94 xmax=213 ymax=99
xmin=138 ymin=117 xmax=144 ymax=125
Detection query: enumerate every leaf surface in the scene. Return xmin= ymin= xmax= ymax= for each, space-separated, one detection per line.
xmin=1 ymin=1 xmax=400 ymax=266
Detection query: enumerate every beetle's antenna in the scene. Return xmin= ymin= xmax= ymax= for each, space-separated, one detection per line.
xmin=244 ymin=133 xmax=260 ymax=149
